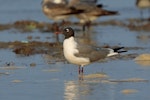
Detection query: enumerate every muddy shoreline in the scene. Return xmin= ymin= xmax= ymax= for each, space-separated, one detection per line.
xmin=0 ymin=19 xmax=149 ymax=59
xmin=0 ymin=18 xmax=150 ymax=32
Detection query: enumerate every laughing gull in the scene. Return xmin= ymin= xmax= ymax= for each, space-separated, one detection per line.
xmin=68 ymin=0 xmax=118 ymax=31
xmin=136 ymin=0 xmax=150 ymax=19
xmin=62 ymin=27 xmax=127 ymax=74
xmin=41 ymin=0 xmax=83 ymax=21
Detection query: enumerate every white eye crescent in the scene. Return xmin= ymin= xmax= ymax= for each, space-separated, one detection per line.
xmin=66 ymin=28 xmax=69 ymax=32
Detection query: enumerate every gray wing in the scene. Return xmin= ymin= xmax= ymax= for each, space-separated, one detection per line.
xmin=75 ymin=44 xmax=109 ymax=62
xmin=80 ymin=0 xmax=97 ymax=5
xmin=70 ymin=0 xmax=97 ymax=5
xmin=43 ymin=2 xmax=83 ymax=16
xmin=71 ymin=2 xmax=110 ymax=17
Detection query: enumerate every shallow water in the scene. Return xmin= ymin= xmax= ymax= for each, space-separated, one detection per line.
xmin=0 ymin=0 xmax=150 ymax=100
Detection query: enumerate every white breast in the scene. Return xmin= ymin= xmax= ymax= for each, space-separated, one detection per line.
xmin=63 ymin=37 xmax=90 ymax=66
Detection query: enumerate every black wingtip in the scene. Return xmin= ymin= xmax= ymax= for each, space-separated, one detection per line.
xmin=117 ymin=50 xmax=127 ymax=53
xmin=113 ymin=47 xmax=127 ymax=53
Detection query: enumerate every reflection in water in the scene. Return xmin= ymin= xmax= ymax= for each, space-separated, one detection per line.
xmin=64 ymin=81 xmax=79 ymax=100
xmin=64 ymin=81 xmax=93 ymax=100
xmin=64 ymin=78 xmax=117 ymax=100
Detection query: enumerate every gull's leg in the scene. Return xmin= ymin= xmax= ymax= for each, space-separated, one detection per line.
xmin=81 ymin=67 xmax=84 ymax=74
xmin=78 ymin=66 xmax=84 ymax=81
xmin=82 ymin=21 xmax=91 ymax=32
xmin=78 ymin=66 xmax=81 ymax=74
xmin=140 ymin=9 xmax=144 ymax=21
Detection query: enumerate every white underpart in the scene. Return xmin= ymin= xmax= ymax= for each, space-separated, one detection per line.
xmin=107 ymin=48 xmax=118 ymax=57
xmin=43 ymin=0 xmax=66 ymax=4
xmin=53 ymin=0 xmax=66 ymax=4
xmin=63 ymin=37 xmax=90 ymax=66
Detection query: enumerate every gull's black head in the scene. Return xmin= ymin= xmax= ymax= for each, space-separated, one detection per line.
xmin=63 ymin=27 xmax=75 ymax=39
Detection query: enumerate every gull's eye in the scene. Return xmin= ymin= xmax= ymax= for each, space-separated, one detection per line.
xmin=66 ymin=28 xmax=69 ymax=32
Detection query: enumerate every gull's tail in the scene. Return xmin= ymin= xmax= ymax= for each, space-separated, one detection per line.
xmin=107 ymin=47 xmax=127 ymax=57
